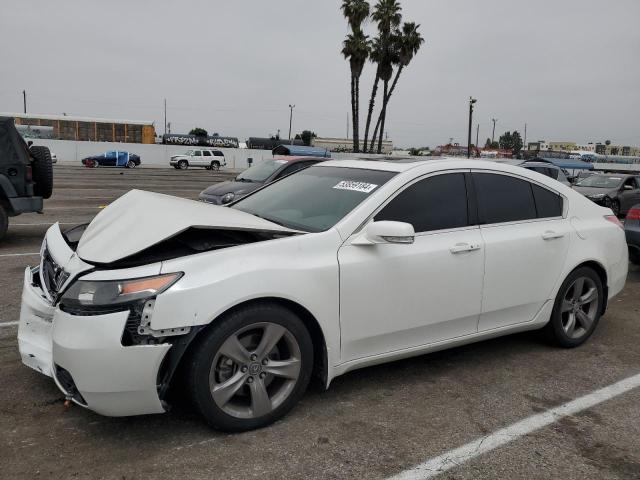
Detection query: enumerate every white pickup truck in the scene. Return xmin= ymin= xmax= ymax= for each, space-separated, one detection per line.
xmin=170 ymin=149 xmax=227 ymax=170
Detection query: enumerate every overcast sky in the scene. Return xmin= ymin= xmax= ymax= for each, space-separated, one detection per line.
xmin=1 ymin=0 xmax=639 ymax=148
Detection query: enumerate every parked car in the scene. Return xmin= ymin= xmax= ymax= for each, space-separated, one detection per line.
xmin=572 ymin=173 xmax=640 ymax=216
xmin=51 ymin=152 xmax=58 ymax=164
xmin=82 ymin=151 xmax=140 ymax=168
xmin=495 ymin=159 xmax=571 ymax=185
xmin=0 ymin=117 xmax=53 ymax=240
xmin=18 ymin=159 xmax=628 ymax=431
xmin=199 ymin=156 xmax=326 ymax=205
xmin=170 ymin=149 xmax=226 ymax=170
xmin=624 ymin=204 xmax=640 ymax=265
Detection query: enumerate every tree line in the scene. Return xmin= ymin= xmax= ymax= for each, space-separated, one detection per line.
xmin=341 ymin=0 xmax=424 ymax=153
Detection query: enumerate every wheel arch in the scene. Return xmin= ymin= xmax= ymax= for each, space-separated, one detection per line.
xmin=172 ymin=296 xmax=329 ymax=393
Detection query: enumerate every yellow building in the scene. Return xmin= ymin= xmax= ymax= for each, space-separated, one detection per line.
xmin=548 ymin=141 xmax=577 ymax=151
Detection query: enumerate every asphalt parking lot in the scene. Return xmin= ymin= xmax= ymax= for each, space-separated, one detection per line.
xmin=1 ymin=165 xmax=639 ymax=479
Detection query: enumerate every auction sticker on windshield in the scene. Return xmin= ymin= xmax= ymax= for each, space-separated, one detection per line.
xmin=333 ymin=181 xmax=378 ymax=193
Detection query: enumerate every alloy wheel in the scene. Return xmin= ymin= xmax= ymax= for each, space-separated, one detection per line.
xmin=560 ymin=276 xmax=599 ymax=339
xmin=208 ymin=322 xmax=301 ymax=419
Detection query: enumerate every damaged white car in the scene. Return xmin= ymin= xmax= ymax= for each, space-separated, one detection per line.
xmin=18 ymin=159 xmax=628 ymax=431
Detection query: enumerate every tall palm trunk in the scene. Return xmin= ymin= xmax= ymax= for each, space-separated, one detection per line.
xmin=362 ymin=74 xmax=380 ymax=153
xmin=377 ymin=80 xmax=389 ymax=153
xmin=354 ymin=75 xmax=361 ymax=152
xmin=350 ymin=75 xmax=359 ymax=152
xmin=370 ymin=65 xmax=403 ymax=149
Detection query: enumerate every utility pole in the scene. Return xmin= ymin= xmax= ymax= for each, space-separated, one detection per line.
xmin=467 ymin=97 xmax=477 ymax=158
xmin=491 ymin=118 xmax=497 ymax=144
xmin=346 ymin=112 xmax=349 ymax=139
xmin=475 ymin=123 xmax=480 ymax=153
xmin=288 ymin=104 xmax=295 ymax=143
xmin=22 ymin=90 xmax=27 ymax=114
xmin=524 ymin=123 xmax=527 ymax=148
xmin=164 ymin=99 xmax=167 ymax=135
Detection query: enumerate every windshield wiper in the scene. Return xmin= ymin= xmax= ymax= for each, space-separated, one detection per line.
xmin=236 ymin=177 xmax=253 ymax=182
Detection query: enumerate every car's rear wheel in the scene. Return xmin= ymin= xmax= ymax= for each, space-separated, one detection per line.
xmin=210 ymin=161 xmax=220 ymax=171
xmin=0 ymin=204 xmax=8 ymax=241
xmin=187 ymin=303 xmax=313 ymax=432
xmin=545 ymin=267 xmax=603 ymax=347
xmin=178 ymin=160 xmax=188 ymax=170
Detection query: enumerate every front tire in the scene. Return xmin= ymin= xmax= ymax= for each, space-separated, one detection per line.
xmin=187 ymin=303 xmax=313 ymax=432
xmin=0 ymin=204 xmax=8 ymax=241
xmin=178 ymin=160 xmax=188 ymax=170
xmin=544 ymin=267 xmax=603 ymax=348
xmin=126 ymin=160 xmax=136 ymax=169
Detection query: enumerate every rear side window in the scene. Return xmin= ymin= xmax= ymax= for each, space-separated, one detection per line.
xmin=375 ymin=173 xmax=468 ymax=232
xmin=474 ymin=173 xmax=536 ymax=224
xmin=213 ymin=151 xmax=224 ymax=157
xmin=532 ymin=184 xmax=563 ymax=218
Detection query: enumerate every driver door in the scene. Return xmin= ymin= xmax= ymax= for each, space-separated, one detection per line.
xmin=619 ymin=177 xmax=640 ymax=213
xmin=338 ymin=172 xmax=484 ymax=362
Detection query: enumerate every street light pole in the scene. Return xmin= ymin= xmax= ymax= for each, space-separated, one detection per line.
xmin=467 ymin=97 xmax=477 ymax=158
xmin=23 ymin=90 xmax=27 ymax=114
xmin=288 ymin=104 xmax=295 ymax=144
xmin=491 ymin=118 xmax=497 ymax=144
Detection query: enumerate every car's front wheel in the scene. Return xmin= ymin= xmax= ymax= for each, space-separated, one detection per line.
xmin=544 ymin=267 xmax=603 ymax=347
xmin=604 ymin=197 xmax=620 ymax=216
xmin=0 ymin=204 xmax=8 ymax=241
xmin=178 ymin=160 xmax=188 ymax=170
xmin=187 ymin=303 xmax=313 ymax=432
xmin=126 ymin=160 xmax=136 ymax=169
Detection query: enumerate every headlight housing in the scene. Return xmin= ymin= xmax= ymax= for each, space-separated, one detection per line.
xmin=59 ymin=273 xmax=182 ymax=314
xmin=221 ymin=192 xmax=235 ymax=204
xmin=588 ymin=193 xmax=605 ymax=199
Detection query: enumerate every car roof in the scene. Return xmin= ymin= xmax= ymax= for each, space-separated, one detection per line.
xmin=318 ymin=156 xmax=507 ymax=173
xmin=272 ymin=156 xmax=328 ymax=163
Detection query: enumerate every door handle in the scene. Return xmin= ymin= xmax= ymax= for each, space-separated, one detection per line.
xmin=449 ymin=243 xmax=481 ymax=254
xmin=542 ymin=231 xmax=565 ymax=240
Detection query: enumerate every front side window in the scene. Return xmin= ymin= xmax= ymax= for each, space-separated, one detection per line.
xmin=474 ymin=173 xmax=537 ymax=224
xmin=194 ymin=151 xmax=202 ymax=157
xmin=232 ymin=166 xmax=396 ymax=232
xmin=375 ymin=173 xmax=469 ymax=232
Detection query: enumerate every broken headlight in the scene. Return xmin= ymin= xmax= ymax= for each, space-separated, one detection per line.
xmin=59 ymin=273 xmax=182 ymax=313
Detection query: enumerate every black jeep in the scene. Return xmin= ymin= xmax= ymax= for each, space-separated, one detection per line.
xmin=0 ymin=116 xmax=53 ymax=240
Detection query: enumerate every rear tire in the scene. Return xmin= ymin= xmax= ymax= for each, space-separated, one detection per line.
xmin=544 ymin=267 xmax=603 ymax=348
xmin=187 ymin=302 xmax=313 ymax=432
xmin=0 ymin=204 xmax=8 ymax=241
xmin=29 ymin=146 xmax=54 ymax=199
xmin=211 ymin=161 xmax=220 ymax=171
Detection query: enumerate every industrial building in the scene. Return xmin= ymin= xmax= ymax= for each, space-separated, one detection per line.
xmin=3 ymin=112 xmax=157 ymax=144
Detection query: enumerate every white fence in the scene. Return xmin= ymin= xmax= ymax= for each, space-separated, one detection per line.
xmin=34 ymin=139 xmax=276 ymax=170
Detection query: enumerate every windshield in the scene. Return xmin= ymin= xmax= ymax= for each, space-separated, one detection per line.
xmin=185 ymin=150 xmax=194 ymax=155
xmin=232 ymin=166 xmax=396 ymax=232
xmin=575 ymin=175 xmax=623 ymax=188
xmin=236 ymin=159 xmax=288 ymax=182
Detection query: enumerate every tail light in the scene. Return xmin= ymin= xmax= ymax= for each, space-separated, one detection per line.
xmin=604 ymin=215 xmax=624 ymax=229
xmin=626 ymin=207 xmax=640 ymax=221
xmin=25 ymin=165 xmax=33 ymax=182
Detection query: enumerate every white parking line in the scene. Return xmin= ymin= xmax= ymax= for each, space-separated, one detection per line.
xmin=0 ymin=252 xmax=39 ymax=258
xmin=388 ymin=372 xmax=640 ymax=480
xmin=10 ymin=222 xmax=76 ymax=226
xmin=0 ymin=321 xmax=19 ymax=328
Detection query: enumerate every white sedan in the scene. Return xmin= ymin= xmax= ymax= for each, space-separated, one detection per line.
xmin=18 ymin=158 xmax=628 ymax=431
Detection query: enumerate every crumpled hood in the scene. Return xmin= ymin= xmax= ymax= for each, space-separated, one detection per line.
xmin=77 ymin=189 xmax=297 ymax=264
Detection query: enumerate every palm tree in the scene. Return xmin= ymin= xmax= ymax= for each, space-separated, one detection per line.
xmin=362 ymin=0 xmax=402 ymax=152
xmin=341 ymin=0 xmax=370 ymax=31
xmin=342 ymin=29 xmax=370 ymax=153
xmin=371 ymin=22 xmax=424 ymax=152
xmin=341 ymin=0 xmax=370 ymax=152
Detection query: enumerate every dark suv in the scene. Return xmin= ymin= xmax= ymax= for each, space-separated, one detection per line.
xmin=496 ymin=159 xmax=571 ymax=185
xmin=0 ymin=117 xmax=53 ymax=240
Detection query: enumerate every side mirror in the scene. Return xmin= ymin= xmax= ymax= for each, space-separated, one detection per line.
xmin=352 ymin=221 xmax=415 ymax=245
xmin=623 ymin=184 xmax=634 ymax=191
